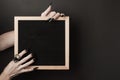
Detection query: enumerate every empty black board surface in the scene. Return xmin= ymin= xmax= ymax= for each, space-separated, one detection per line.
xmin=18 ymin=20 xmax=65 ymax=65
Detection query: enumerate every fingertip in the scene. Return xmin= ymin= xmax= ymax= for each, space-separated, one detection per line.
xmin=32 ymin=59 xmax=34 ymax=62
xmin=26 ymin=53 xmax=32 ymax=58
xmin=60 ymin=13 xmax=65 ymax=17
xmin=57 ymin=12 xmax=60 ymax=15
xmin=21 ymin=49 xmax=27 ymax=54
xmin=47 ymin=5 xmax=52 ymax=10
xmin=19 ymin=49 xmax=27 ymax=57
xmin=29 ymin=58 xmax=35 ymax=64
xmin=30 ymin=53 xmax=33 ymax=57
xmin=53 ymin=12 xmax=61 ymax=20
xmin=42 ymin=5 xmax=52 ymax=16
xmin=24 ymin=49 xmax=27 ymax=53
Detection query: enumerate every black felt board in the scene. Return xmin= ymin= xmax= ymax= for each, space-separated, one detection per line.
xmin=18 ymin=20 xmax=65 ymax=65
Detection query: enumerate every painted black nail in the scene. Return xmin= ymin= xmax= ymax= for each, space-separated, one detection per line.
xmin=49 ymin=2 xmax=53 ymax=6
xmin=33 ymin=67 xmax=39 ymax=71
xmin=48 ymin=18 xmax=54 ymax=22
xmin=33 ymin=58 xmax=35 ymax=61
xmin=26 ymin=48 xmax=31 ymax=53
xmin=61 ymin=15 xmax=64 ymax=17
xmin=60 ymin=13 xmax=65 ymax=17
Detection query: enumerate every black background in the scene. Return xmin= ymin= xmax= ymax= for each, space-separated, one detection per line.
xmin=18 ymin=20 xmax=65 ymax=65
xmin=0 ymin=0 xmax=120 ymax=80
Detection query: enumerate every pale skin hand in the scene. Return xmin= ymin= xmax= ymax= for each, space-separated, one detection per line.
xmin=0 ymin=50 xmax=34 ymax=80
xmin=0 ymin=5 xmax=63 ymax=80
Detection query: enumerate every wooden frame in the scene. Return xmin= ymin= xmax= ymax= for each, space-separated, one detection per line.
xmin=14 ymin=16 xmax=70 ymax=70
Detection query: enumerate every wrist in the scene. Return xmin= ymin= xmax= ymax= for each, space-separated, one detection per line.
xmin=0 ymin=71 xmax=11 ymax=80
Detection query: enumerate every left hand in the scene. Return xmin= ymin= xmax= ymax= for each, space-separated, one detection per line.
xmin=0 ymin=50 xmax=35 ymax=80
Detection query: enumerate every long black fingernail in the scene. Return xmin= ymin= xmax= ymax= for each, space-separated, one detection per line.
xmin=33 ymin=58 xmax=35 ymax=61
xmin=33 ymin=67 xmax=39 ymax=71
xmin=49 ymin=2 xmax=53 ymax=6
xmin=48 ymin=18 xmax=54 ymax=22
xmin=26 ymin=48 xmax=31 ymax=53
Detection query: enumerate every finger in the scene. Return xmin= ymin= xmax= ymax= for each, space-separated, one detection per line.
xmin=16 ymin=67 xmax=35 ymax=75
xmin=53 ymin=12 xmax=61 ymax=19
xmin=47 ymin=11 xmax=56 ymax=18
xmin=19 ymin=67 xmax=37 ymax=74
xmin=17 ymin=54 xmax=32 ymax=65
xmin=18 ymin=59 xmax=34 ymax=70
xmin=19 ymin=68 xmax=34 ymax=73
xmin=60 ymin=13 xmax=65 ymax=17
xmin=18 ymin=50 xmax=27 ymax=58
xmin=41 ymin=5 xmax=52 ymax=16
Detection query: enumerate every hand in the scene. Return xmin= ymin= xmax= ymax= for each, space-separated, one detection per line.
xmin=41 ymin=5 xmax=64 ymax=20
xmin=0 ymin=50 xmax=35 ymax=80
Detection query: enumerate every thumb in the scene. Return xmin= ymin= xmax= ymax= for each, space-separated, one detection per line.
xmin=41 ymin=5 xmax=52 ymax=16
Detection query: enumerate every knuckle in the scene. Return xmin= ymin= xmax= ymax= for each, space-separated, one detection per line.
xmin=57 ymin=12 xmax=60 ymax=15
xmin=51 ymin=11 xmax=56 ymax=14
xmin=52 ymin=11 xmax=55 ymax=13
xmin=15 ymin=62 xmax=20 ymax=66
